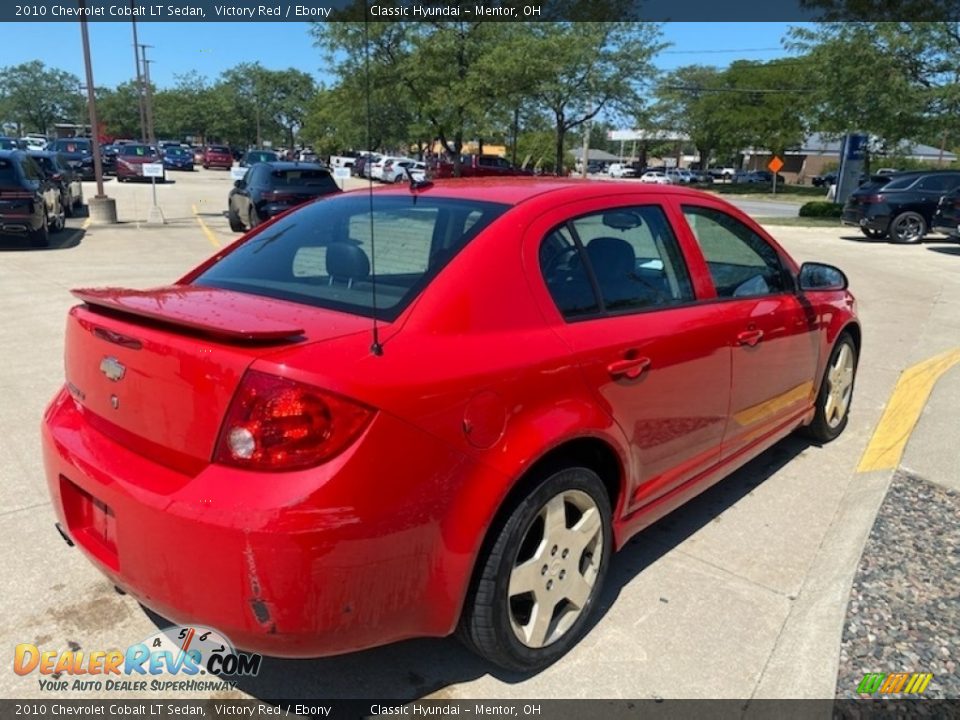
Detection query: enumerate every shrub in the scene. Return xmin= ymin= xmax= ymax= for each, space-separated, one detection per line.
xmin=799 ymin=201 xmax=843 ymax=218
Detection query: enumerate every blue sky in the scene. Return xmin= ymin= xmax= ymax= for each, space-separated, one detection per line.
xmin=0 ymin=22 xmax=809 ymax=89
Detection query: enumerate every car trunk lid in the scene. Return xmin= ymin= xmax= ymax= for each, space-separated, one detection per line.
xmin=65 ymin=285 xmax=372 ymax=473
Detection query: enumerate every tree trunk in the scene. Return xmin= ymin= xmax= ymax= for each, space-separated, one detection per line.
xmin=555 ymin=110 xmax=566 ymax=176
xmin=511 ymin=105 xmax=519 ymax=167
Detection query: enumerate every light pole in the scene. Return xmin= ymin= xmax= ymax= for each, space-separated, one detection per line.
xmin=131 ymin=2 xmax=147 ymax=143
xmin=139 ymin=44 xmax=156 ymax=146
xmin=78 ymin=0 xmax=117 ymax=223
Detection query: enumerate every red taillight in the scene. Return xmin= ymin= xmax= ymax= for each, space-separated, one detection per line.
xmin=0 ymin=190 xmax=33 ymax=199
xmin=861 ymin=194 xmax=885 ymax=204
xmin=215 ymin=370 xmax=373 ymax=471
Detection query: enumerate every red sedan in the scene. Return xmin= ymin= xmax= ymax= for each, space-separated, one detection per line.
xmin=203 ymin=145 xmax=234 ymax=170
xmin=116 ymin=144 xmax=165 ymax=183
xmin=41 ymin=180 xmax=859 ymax=671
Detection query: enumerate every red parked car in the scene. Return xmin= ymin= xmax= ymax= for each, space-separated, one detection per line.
xmin=203 ymin=145 xmax=234 ymax=170
xmin=115 ymin=144 xmax=165 ymax=183
xmin=42 ymin=180 xmax=859 ymax=671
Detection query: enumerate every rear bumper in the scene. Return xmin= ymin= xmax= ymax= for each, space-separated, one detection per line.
xmin=841 ymin=208 xmax=889 ymax=232
xmin=205 ymin=159 xmax=233 ymax=169
xmin=41 ymin=387 xmax=496 ymax=657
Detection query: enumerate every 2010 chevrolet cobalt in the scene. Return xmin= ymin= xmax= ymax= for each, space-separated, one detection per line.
xmin=42 ymin=179 xmax=859 ymax=671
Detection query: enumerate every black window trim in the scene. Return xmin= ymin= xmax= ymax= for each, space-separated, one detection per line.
xmin=540 ymin=202 xmax=699 ymax=323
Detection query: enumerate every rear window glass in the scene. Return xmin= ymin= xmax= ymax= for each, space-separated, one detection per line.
xmin=52 ymin=140 xmax=90 ymax=154
xmin=247 ymin=152 xmax=277 ymax=162
xmin=121 ymin=145 xmax=157 ymax=157
xmin=32 ymin=156 xmax=56 ymax=173
xmin=194 ymin=195 xmax=508 ymax=321
xmin=0 ymin=159 xmax=19 ymax=183
xmin=269 ymin=169 xmax=337 ymax=189
xmin=0 ymin=139 xmax=18 ymax=150
xmin=209 ymin=146 xmax=230 ymax=153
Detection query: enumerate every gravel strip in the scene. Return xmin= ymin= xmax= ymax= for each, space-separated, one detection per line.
xmin=836 ymin=470 xmax=960 ymax=699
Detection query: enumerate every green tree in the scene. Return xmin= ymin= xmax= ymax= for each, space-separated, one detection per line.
xmin=97 ymin=81 xmax=143 ymax=140
xmin=0 ymin=61 xmax=82 ymax=134
xmin=522 ymin=23 xmax=665 ymax=173
xmin=787 ymin=24 xmax=936 ymax=151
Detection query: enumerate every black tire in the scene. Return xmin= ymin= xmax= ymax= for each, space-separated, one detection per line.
xmin=30 ymin=211 xmax=50 ymax=248
xmin=802 ymin=332 xmax=858 ymax=443
xmin=50 ymin=202 xmax=66 ymax=233
xmin=890 ymin=211 xmax=926 ymax=244
xmin=65 ymin=194 xmax=74 ymax=218
xmin=228 ymin=206 xmax=246 ymax=232
xmin=860 ymin=227 xmax=887 ymax=240
xmin=458 ymin=467 xmax=612 ymax=672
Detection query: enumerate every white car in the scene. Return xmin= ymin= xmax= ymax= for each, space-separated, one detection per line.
xmin=667 ymin=169 xmax=694 ymax=184
xmin=370 ymin=155 xmax=404 ymax=182
xmin=639 ymin=171 xmax=670 ymax=185
xmin=607 ymin=163 xmax=636 ymax=179
xmin=383 ymin=158 xmax=426 ymax=183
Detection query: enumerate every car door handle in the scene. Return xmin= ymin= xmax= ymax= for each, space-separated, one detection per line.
xmin=607 ymin=356 xmax=651 ymax=380
xmin=737 ymin=329 xmax=764 ymax=347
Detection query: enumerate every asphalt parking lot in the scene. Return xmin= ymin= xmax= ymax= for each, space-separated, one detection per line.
xmin=1 ymin=169 xmax=958 ymax=701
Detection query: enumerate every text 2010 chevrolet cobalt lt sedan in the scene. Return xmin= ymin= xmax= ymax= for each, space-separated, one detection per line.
xmin=42 ymin=179 xmax=859 ymax=671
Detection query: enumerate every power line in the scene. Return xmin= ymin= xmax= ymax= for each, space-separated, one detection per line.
xmin=662 ymin=47 xmax=784 ymax=54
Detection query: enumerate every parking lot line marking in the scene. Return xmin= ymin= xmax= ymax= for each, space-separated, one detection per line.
xmin=192 ymin=204 xmax=220 ymax=249
xmin=858 ymin=348 xmax=960 ymax=473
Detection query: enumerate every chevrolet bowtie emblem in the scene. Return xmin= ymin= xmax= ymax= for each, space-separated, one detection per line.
xmin=99 ymin=356 xmax=126 ymax=382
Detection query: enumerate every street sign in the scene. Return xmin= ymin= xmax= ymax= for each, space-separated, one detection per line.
xmin=768 ymin=156 xmax=784 ymax=173
xmin=142 ymin=163 xmax=164 ymax=178
xmin=333 ymin=167 xmax=351 ymax=180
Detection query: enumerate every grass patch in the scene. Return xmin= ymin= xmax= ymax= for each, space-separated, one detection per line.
xmin=752 ymin=216 xmax=843 ymax=227
xmin=709 ymin=183 xmax=827 ymax=198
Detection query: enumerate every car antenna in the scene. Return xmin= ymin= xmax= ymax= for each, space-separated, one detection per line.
xmin=405 ymin=165 xmax=433 ymax=194
xmin=363 ymin=7 xmax=382 ymax=356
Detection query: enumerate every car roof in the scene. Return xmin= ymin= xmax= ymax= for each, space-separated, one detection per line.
xmin=261 ymin=161 xmax=329 ymax=171
xmin=0 ymin=149 xmax=24 ymax=159
xmin=357 ymin=177 xmax=717 ymax=206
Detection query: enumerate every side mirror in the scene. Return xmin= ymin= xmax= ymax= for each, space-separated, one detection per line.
xmin=233 ymin=179 xmax=244 ymax=189
xmin=799 ymin=262 xmax=848 ymax=292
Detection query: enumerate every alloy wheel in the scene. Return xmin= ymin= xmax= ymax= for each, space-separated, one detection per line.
xmin=824 ymin=342 xmax=855 ymax=429
xmin=507 ymin=489 xmax=604 ymax=648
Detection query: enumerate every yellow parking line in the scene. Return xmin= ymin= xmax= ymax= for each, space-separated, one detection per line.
xmin=191 ymin=204 xmax=220 ymax=248
xmin=858 ymin=348 xmax=960 ymax=472
xmin=81 ymin=217 xmax=92 ymax=230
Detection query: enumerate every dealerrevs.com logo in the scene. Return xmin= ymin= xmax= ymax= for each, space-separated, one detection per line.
xmin=14 ymin=626 xmax=262 ymax=693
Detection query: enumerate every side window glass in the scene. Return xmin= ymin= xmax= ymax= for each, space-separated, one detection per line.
xmin=682 ymin=205 xmax=788 ymax=298
xmin=539 ymin=225 xmax=600 ymax=318
xmin=20 ymin=158 xmax=40 ymax=182
xmin=571 ymin=205 xmax=694 ymax=312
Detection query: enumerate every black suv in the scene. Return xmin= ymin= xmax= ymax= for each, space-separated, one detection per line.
xmin=842 ymin=170 xmax=960 ymax=243
xmin=0 ymin=149 xmax=65 ymax=247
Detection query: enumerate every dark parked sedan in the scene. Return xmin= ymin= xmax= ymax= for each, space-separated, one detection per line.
xmin=227 ymin=162 xmax=341 ymax=231
xmin=842 ymin=170 xmax=960 ymax=242
xmin=0 ymin=149 xmax=65 ymax=247
xmin=239 ymin=150 xmax=279 ymax=168
xmin=49 ymin=138 xmax=95 ymax=180
xmin=162 ymin=146 xmax=195 ymax=171
xmin=28 ymin=151 xmax=84 ymax=217
xmin=932 ymin=187 xmax=960 ymax=240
